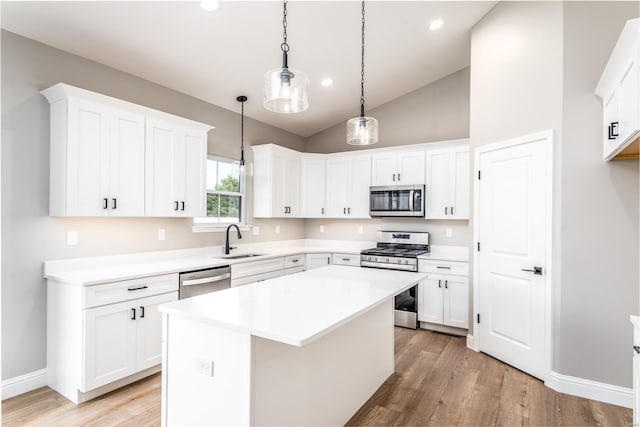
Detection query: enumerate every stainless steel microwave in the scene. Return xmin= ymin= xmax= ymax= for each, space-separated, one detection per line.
xmin=369 ymin=185 xmax=425 ymax=217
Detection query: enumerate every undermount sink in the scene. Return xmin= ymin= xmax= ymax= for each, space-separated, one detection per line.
xmin=218 ymin=253 xmax=269 ymax=260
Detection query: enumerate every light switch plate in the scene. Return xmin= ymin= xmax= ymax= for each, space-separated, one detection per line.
xmin=319 ymin=225 xmax=325 ymax=233
xmin=158 ymin=229 xmax=166 ymax=241
xmin=253 ymin=226 xmax=260 ymax=236
xmin=275 ymin=225 xmax=280 ymax=234
xmin=357 ymin=226 xmax=364 ymax=235
xmin=445 ymin=228 xmax=452 ymax=238
xmin=67 ymin=231 xmax=78 ymax=246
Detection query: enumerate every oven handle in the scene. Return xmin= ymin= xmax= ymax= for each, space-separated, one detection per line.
xmin=182 ymin=273 xmax=231 ymax=287
xmin=409 ymin=189 xmax=414 ymax=212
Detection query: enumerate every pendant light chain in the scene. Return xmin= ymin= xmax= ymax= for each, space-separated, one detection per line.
xmin=237 ymin=95 xmax=247 ymax=165
xmin=360 ymin=0 xmax=366 ymax=117
xmin=281 ymin=0 xmax=289 ymax=53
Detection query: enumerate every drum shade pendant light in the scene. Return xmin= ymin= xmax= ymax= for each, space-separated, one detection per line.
xmin=263 ymin=0 xmax=309 ymax=114
xmin=347 ymin=1 xmax=378 ymax=145
xmin=237 ymin=95 xmax=247 ymax=166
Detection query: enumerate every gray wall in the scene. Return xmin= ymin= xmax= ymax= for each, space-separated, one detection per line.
xmin=304 ymin=67 xmax=472 ymax=246
xmin=470 ymin=1 xmax=639 ymax=388
xmin=559 ymin=1 xmax=639 ymax=387
xmin=1 ymin=31 xmax=306 ymax=380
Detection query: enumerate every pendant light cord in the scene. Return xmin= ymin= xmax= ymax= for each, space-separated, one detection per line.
xmin=281 ymin=0 xmax=289 ymax=53
xmin=360 ymin=0 xmax=366 ymax=117
xmin=237 ymin=95 xmax=247 ymax=166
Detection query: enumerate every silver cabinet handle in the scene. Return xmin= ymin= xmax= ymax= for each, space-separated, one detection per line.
xmin=438 ymin=279 xmax=441 ymax=288
xmin=131 ymin=308 xmax=136 ymax=320
xmin=398 ymin=173 xmax=401 ymax=181
xmin=182 ymin=273 xmax=231 ymax=287
xmin=342 ymin=258 xmax=351 ymax=262
xmin=393 ymin=173 xmax=396 ymax=181
xmin=436 ymin=266 xmax=451 ymax=270
xmin=348 ymin=207 xmax=351 ymax=214
xmin=291 ymin=259 xmax=299 ymax=263
xmin=445 ymin=207 xmax=448 ymax=215
xmin=343 ymin=207 xmax=346 ymax=214
xmin=128 ymin=285 xmax=148 ymax=292
xmin=103 ymin=198 xmax=108 ymax=209
xmin=451 ymin=206 xmax=454 ymax=215
xmin=321 ymin=207 xmax=324 ymax=214
xmin=174 ymin=201 xmax=179 ymax=211
xmin=444 ymin=280 xmax=448 ymax=289
xmin=112 ymin=198 xmax=117 ymax=210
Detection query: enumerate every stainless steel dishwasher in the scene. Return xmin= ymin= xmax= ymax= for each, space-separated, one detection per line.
xmin=178 ymin=265 xmax=231 ymax=299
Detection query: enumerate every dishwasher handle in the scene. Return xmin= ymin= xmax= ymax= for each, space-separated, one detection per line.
xmin=182 ymin=273 xmax=231 ymax=287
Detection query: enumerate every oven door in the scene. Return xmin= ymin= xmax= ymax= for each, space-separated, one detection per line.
xmin=369 ymin=185 xmax=424 ymax=217
xmin=394 ymin=285 xmax=418 ymax=329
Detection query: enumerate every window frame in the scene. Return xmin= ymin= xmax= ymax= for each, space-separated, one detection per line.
xmin=193 ymin=155 xmax=247 ymax=232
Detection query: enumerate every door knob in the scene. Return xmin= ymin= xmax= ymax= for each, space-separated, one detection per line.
xmin=521 ymin=266 xmax=543 ymax=275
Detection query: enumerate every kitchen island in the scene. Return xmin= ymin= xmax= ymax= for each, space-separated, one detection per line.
xmin=159 ymin=265 xmax=427 ymax=426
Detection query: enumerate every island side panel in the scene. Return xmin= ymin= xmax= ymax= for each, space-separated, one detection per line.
xmin=163 ymin=314 xmax=252 ymax=426
xmin=252 ymin=299 xmax=394 ymax=426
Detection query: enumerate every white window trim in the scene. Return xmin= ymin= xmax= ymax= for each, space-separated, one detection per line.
xmin=193 ymin=155 xmax=249 ymax=233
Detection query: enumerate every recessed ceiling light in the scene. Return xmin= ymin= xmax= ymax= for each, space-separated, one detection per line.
xmin=201 ymin=0 xmax=219 ymax=12
xmin=321 ymin=78 xmax=334 ymax=87
xmin=429 ymin=19 xmax=444 ymax=31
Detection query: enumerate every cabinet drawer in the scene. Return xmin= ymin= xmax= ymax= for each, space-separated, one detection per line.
xmin=418 ymin=260 xmax=468 ymax=276
xmin=332 ymin=253 xmax=360 ymax=266
xmin=284 ymin=266 xmax=305 ymax=276
xmin=83 ymin=273 xmax=179 ymax=308
xmin=231 ymin=257 xmax=284 ymax=279
xmin=231 ymin=269 xmax=283 ymax=287
xmin=284 ymin=254 xmax=305 ymax=269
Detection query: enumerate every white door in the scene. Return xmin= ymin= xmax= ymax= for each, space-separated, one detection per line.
xmin=418 ymin=275 xmax=443 ymax=324
xmin=83 ymin=300 xmax=137 ymax=391
xmin=371 ymin=152 xmax=396 ymax=186
xmin=443 ymin=275 xmax=469 ymax=329
xmin=137 ymin=292 xmax=178 ymax=370
xmin=476 ymin=131 xmax=550 ymax=380
xmin=348 ymin=154 xmax=372 ymax=218
xmin=397 ymin=150 xmax=425 ymax=185
xmin=109 ymin=108 xmax=145 ymax=216
xmin=325 ymin=157 xmax=350 ymax=217
xmin=300 ymin=156 xmax=326 ymax=218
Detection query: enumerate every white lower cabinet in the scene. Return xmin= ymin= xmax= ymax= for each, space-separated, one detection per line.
xmin=305 ymin=253 xmax=332 ymax=270
xmin=47 ymin=273 xmax=179 ymax=404
xmin=332 ymin=253 xmax=361 ymax=266
xmin=418 ymin=260 xmax=469 ymax=330
xmin=83 ymin=292 xmax=175 ymax=391
xmin=230 ymin=257 xmax=285 ymax=286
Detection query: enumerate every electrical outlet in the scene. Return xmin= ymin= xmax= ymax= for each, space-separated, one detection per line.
xmin=253 ymin=226 xmax=260 ymax=236
xmin=67 ymin=231 xmax=78 ymax=246
xmin=319 ymin=225 xmax=325 ymax=233
xmin=196 ymin=357 xmax=214 ymax=377
xmin=357 ymin=226 xmax=364 ymax=235
xmin=275 ymin=225 xmax=280 ymax=234
xmin=445 ymin=228 xmax=452 ymax=238
xmin=158 ymin=229 xmax=166 ymax=241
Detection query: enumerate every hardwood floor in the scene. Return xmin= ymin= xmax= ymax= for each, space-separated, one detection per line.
xmin=2 ymin=328 xmax=632 ymax=426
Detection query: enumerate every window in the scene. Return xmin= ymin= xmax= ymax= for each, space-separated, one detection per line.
xmin=197 ymin=156 xmax=244 ymax=225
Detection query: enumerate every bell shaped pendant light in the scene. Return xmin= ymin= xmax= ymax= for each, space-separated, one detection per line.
xmin=263 ymin=0 xmax=309 ymax=114
xmin=347 ymin=1 xmax=378 ymax=145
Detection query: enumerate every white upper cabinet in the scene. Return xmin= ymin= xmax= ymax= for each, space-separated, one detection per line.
xmin=300 ymin=154 xmax=326 ymax=218
xmin=595 ymin=18 xmax=639 ymax=161
xmin=425 ymin=142 xmax=469 ymax=220
xmin=371 ymin=149 xmax=425 ymax=186
xmin=145 ymin=118 xmax=207 ymax=217
xmin=325 ymin=153 xmax=371 ymax=218
xmin=41 ymin=83 xmax=212 ymax=217
xmin=253 ymin=144 xmax=301 ymax=218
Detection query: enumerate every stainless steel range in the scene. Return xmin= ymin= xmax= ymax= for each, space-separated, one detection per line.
xmin=361 ymin=231 xmax=429 ymax=329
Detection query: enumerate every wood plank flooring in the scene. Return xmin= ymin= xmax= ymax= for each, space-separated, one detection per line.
xmin=2 ymin=328 xmax=632 ymax=426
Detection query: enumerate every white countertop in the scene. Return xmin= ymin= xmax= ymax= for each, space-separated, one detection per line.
xmin=43 ymin=239 xmax=468 ymax=286
xmin=159 ymin=265 xmax=426 ymax=347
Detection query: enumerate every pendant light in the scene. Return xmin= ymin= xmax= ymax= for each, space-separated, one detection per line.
xmin=263 ymin=0 xmax=309 ymax=114
xmin=347 ymin=1 xmax=378 ymax=145
xmin=237 ymin=95 xmax=247 ymax=166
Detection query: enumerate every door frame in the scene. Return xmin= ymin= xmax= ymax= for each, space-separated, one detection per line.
xmin=471 ymin=129 xmax=554 ymax=382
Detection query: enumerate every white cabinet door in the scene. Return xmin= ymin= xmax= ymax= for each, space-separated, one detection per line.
xmin=348 ymin=154 xmax=372 ymax=218
xmin=66 ymin=97 xmax=110 ymax=216
xmin=252 ymin=145 xmax=300 ymax=218
xmin=325 ymin=157 xmax=350 ymax=218
xmin=300 ymin=156 xmax=326 ymax=218
xmin=443 ymin=275 xmax=469 ymax=329
xmin=284 ymin=152 xmax=301 ymax=217
xmin=425 ymin=144 xmax=469 ymax=220
xmin=450 ymin=146 xmax=470 ymax=219
xmin=145 ymin=119 xmax=207 ymax=217
xmin=371 ymin=152 xmax=397 ymax=186
xmin=418 ymin=275 xmax=443 ymax=324
xmin=396 ymin=150 xmax=425 ymax=185
xmin=108 ymin=108 xmax=145 ymax=216
xmin=305 ymin=253 xmax=332 ymax=270
xmin=137 ymin=292 xmax=178 ymax=370
xmin=425 ymin=148 xmax=450 ymax=219
xmin=619 ymin=59 xmax=639 ymax=145
xmin=179 ymin=129 xmax=207 ymax=217
xmin=83 ymin=299 xmax=137 ymax=391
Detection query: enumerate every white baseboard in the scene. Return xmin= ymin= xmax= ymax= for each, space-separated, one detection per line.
xmin=466 ymin=334 xmax=479 ymax=351
xmin=546 ymin=370 xmax=633 ymax=408
xmin=2 ymin=369 xmax=47 ymax=400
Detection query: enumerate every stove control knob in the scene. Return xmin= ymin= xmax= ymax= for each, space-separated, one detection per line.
xmin=385 ymin=257 xmax=390 ymax=263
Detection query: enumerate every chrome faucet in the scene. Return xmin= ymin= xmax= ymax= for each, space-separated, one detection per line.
xmin=225 ymin=224 xmax=242 ymax=255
